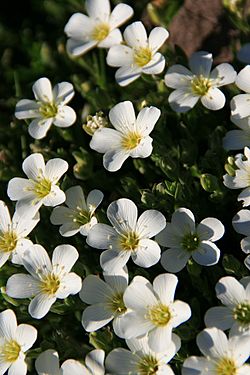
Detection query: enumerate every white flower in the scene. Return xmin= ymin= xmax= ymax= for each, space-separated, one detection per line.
xmin=232 ymin=209 xmax=250 ymax=270
xmin=182 ymin=327 xmax=250 ymax=375
xmin=50 ymin=186 xmax=103 ymax=237
xmin=64 ymin=0 xmax=133 ymax=57
xmin=106 ymin=334 xmax=180 ymax=375
xmin=15 ymin=77 xmax=76 ymax=139
xmin=35 ymin=348 xmax=105 ymax=375
xmin=87 ymin=198 xmax=166 ymax=272
xmin=90 ymin=101 xmax=161 ymax=172
xmin=237 ymin=44 xmax=250 ymax=64
xmin=80 ymin=267 xmax=128 ymax=335
xmin=0 ymin=309 xmax=37 ymax=375
xmin=6 ymin=244 xmax=82 ymax=319
xmin=7 ymin=153 xmax=68 ymax=215
xmin=164 ymin=50 xmax=236 ymax=112
xmin=223 ymin=147 xmax=250 ymax=207
xmin=156 ymin=208 xmax=224 ymax=273
xmin=118 ymin=273 xmax=191 ymax=353
xmin=0 ymin=200 xmax=39 ymax=267
xmin=205 ymin=276 xmax=250 ymax=336
xmin=107 ymin=21 xmax=169 ymax=86
xmin=231 ymin=65 xmax=250 ymax=120
xmin=223 ymin=116 xmax=250 ymax=151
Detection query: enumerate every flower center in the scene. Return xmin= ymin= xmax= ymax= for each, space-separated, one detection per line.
xmin=39 ymin=102 xmax=58 ymax=118
xmin=191 ymin=75 xmax=211 ymax=96
xmin=33 ymin=177 xmax=52 ymax=198
xmin=73 ymin=209 xmax=91 ymax=226
xmin=181 ymin=233 xmax=200 ymax=252
xmin=0 ymin=231 xmax=18 ymax=253
xmin=233 ymin=302 xmax=250 ymax=325
xmin=216 ymin=357 xmax=237 ymax=375
xmin=120 ymin=231 xmax=140 ymax=251
xmin=1 ymin=340 xmax=21 ymax=362
xmin=134 ymin=47 xmax=152 ymax=67
xmin=137 ymin=355 xmax=159 ymax=375
xmin=92 ymin=23 xmax=110 ymax=42
xmin=107 ymin=291 xmax=127 ymax=315
xmin=121 ymin=131 xmax=142 ymax=150
xmin=148 ymin=303 xmax=171 ymax=327
xmin=40 ymin=273 xmax=60 ymax=296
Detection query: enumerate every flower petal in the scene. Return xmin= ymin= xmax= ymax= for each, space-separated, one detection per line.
xmin=231 ymin=94 xmax=250 ymax=118
xmin=235 ymin=66 xmax=250 ymax=93
xmin=64 ymin=13 xmax=94 ymax=40
xmin=123 ymin=276 xmax=157 ymax=311
xmin=100 ymin=249 xmax=131 ymax=273
xmin=161 ymin=247 xmax=190 ymax=273
xmin=15 ymin=99 xmax=40 ymax=119
xmin=66 ymin=39 xmax=97 ymax=56
xmin=15 ymin=323 xmax=37 ymax=351
xmin=87 ymin=189 xmax=104 ymax=211
xmin=115 ymin=65 xmax=141 ymax=86
xmin=223 ymin=130 xmax=250 ymax=151
xmin=135 ymin=106 xmax=161 ymax=136
xmin=196 ymin=328 xmax=228 ymax=358
xmin=132 ymin=238 xmax=161 ymax=268
xmin=153 ymin=273 xmax=178 ymax=304
xmin=52 ymin=244 xmax=78 ymax=273
xmin=32 ymin=77 xmax=53 ymax=102
xmin=148 ymin=325 xmax=173 ymax=352
xmin=204 ymin=306 xmax=234 ymax=331
xmin=56 ymin=272 xmax=82 ymax=298
xmin=109 ymin=3 xmax=134 ymax=29
xmin=197 ymin=218 xmax=224 ymax=242
xmin=170 ymin=300 xmax=191 ymax=327
xmin=28 ymin=293 xmax=56 ymax=319
xmin=79 ymin=275 xmax=113 ymax=304
xmin=201 ymin=87 xmax=225 ymax=110
xmin=106 ymin=45 xmax=133 ymax=67
xmin=124 ymin=21 xmax=147 ymax=48
xmin=81 ymin=304 xmax=113 ymax=332
xmin=6 ymin=274 xmax=40 ymax=298
xmin=215 ymin=276 xmax=246 ymax=307
xmin=85 ymin=349 xmax=105 ymax=375
xmin=107 ymin=198 xmax=138 ymax=234
xmin=232 ymin=210 xmax=250 ymax=236
xmin=8 ymin=357 xmax=27 ymax=375
xmin=0 ymin=200 xmax=11 ymax=232
xmin=90 ymin=128 xmax=122 ymax=153
xmin=117 ymin=312 xmax=154 ymax=339
xmin=35 ymin=349 xmax=60 ymax=375
xmin=142 ymin=52 xmax=166 ymax=75
xmin=192 ymin=241 xmax=220 ymax=266
xmin=210 ymin=63 xmax=236 ymax=87
xmin=98 ymin=28 xmax=122 ymax=48
xmin=148 ymin=27 xmax=169 ymax=53
xmin=85 ymin=0 xmax=110 ymax=22
xmin=44 ymin=158 xmax=68 ymax=182
xmin=109 ymin=101 xmax=136 ymax=133
xmin=87 ymin=223 xmax=117 ymax=249
xmin=22 ymin=244 xmax=52 ymax=278
xmin=182 ymin=356 xmax=213 ymax=375
xmin=22 ymin=153 xmax=45 ymax=180
xmin=105 ymin=348 xmax=136 ymax=375
xmin=61 ymin=359 xmax=87 ymax=375
xmin=53 ymin=106 xmax=76 ymax=128
xmin=136 ymin=209 xmax=166 ymax=238
xmin=129 ymin=136 xmax=153 ymax=158
xmin=28 ymin=118 xmax=53 ymax=139
xmin=53 ymin=82 xmax=74 ymax=105
xmin=0 ymin=309 xmax=17 ymax=340
xmin=189 ymin=51 xmax=213 ymax=76
xmin=103 ymin=148 xmax=130 ymax=171
xmin=164 ymin=65 xmax=193 ymax=89
xmin=168 ymin=89 xmax=199 ymax=113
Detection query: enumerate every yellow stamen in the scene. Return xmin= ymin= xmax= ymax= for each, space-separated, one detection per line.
xmin=33 ymin=178 xmax=52 ymax=198
xmin=191 ymin=75 xmax=211 ymax=96
xmin=121 ymin=131 xmax=142 ymax=150
xmin=106 ymin=291 xmax=127 ymax=314
xmin=39 ymin=102 xmax=58 ymax=118
xmin=148 ymin=303 xmax=171 ymax=327
xmin=92 ymin=23 xmax=110 ymax=42
xmin=1 ymin=340 xmax=21 ymax=362
xmin=40 ymin=273 xmax=60 ymax=296
xmin=134 ymin=47 xmax=152 ymax=67
xmin=216 ymin=357 xmax=237 ymax=375
xmin=137 ymin=354 xmax=159 ymax=375
xmin=120 ymin=231 xmax=139 ymax=251
xmin=0 ymin=231 xmax=18 ymax=253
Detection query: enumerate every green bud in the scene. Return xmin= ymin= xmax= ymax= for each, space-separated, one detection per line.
xmin=200 ymin=174 xmax=219 ymax=192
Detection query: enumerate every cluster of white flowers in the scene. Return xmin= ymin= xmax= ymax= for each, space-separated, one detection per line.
xmin=2 ymin=0 xmax=250 ymax=374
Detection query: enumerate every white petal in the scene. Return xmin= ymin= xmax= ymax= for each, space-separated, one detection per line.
xmin=123 ymin=276 xmax=157 ymax=311
xmin=237 ymin=44 xmax=250 ymax=63
xmin=232 ymin=209 xmax=250 ymax=235
xmin=87 ymin=189 xmax=104 ymax=211
xmin=61 ymin=359 xmax=87 ymax=375
xmin=100 ymin=249 xmax=131 ymax=272
xmin=238 ymin=365 xmax=250 ymax=375
xmin=196 ymin=327 xmax=228 ymax=358
xmin=53 ymin=106 xmax=76 ymax=128
xmin=42 ymin=185 xmax=66 ymax=207
xmin=132 ymin=238 xmax=161 ymax=268
xmin=192 ymin=241 xmax=220 ymax=266
xmin=136 ymin=209 xmax=166 ymax=238
xmin=148 ymin=325 xmax=172 ymax=352
xmin=161 ymin=247 xmax=190 ymax=273
xmin=98 ymin=28 xmax=122 ymax=48
xmin=182 ymin=356 xmax=212 ymax=375
xmin=0 ymin=252 xmax=10 ymax=268
xmin=28 ymin=118 xmax=53 ymax=139
xmin=6 ymin=274 xmax=40 ymax=298
xmin=85 ymin=0 xmax=110 ymax=22
xmin=235 ymin=66 xmax=250 ymax=93
xmin=229 ymin=334 xmax=250 ymax=366
xmin=15 ymin=323 xmax=37 ymax=351
xmin=124 ymin=21 xmax=147 ymax=48
xmin=53 ymin=82 xmax=74 ymax=105
xmin=23 ymin=153 xmax=45 ymax=180
xmin=117 ymin=311 xmax=154 ymax=339
xmin=32 ymin=77 xmax=53 ymax=102
xmin=52 ymin=244 xmax=78 ymax=273
xmin=109 ymin=3 xmax=134 ymax=29
xmin=201 ymin=87 xmax=225 ymax=110
xmin=106 ymin=45 xmax=133 ymax=67
xmin=65 ymin=185 xmax=86 ymax=209
xmin=0 ymin=201 xmax=11 ymax=232
xmin=197 ymin=218 xmax=224 ymax=242
xmin=28 ymin=293 xmax=56 ymax=319
xmin=231 ymin=94 xmax=250 ymax=118
xmin=204 ymin=306 xmax=234 ymax=330
xmin=8 ymin=358 xmax=27 ymax=375
xmin=135 ymin=106 xmax=161 ymax=136
xmin=87 ymin=223 xmax=117 ymax=249
xmin=109 ymin=101 xmax=136 ymax=133
xmin=90 ymin=128 xmax=122 ymax=153
xmin=103 ymin=148 xmax=130 ymax=171
xmin=0 ymin=309 xmax=17 ymax=340
xmin=210 ymin=63 xmax=236 ymax=87
xmin=64 ymin=13 xmax=94 ymax=40
xmin=44 ymin=158 xmax=68 ymax=182
xmin=142 ymin=52 xmax=165 ymax=75
xmin=170 ymin=300 xmax=191 ymax=327
xmin=153 ymin=273 xmax=178 ymax=304
xmin=189 ymin=51 xmax=213 ymax=76
xmin=107 ymin=198 xmax=138 ymax=234
xmin=22 ymin=244 xmax=52 ymax=278
xmin=56 ymin=272 xmax=82 ymax=298
xmin=79 ymin=275 xmax=112 ymax=304
xmin=15 ymin=99 xmax=39 ymax=119
xmin=35 ymin=349 xmax=60 ymax=375
xmin=172 ymin=208 xmax=195 ymax=234
xmin=81 ymin=304 xmax=113 ymax=331
xmin=129 ymin=136 xmax=153 ymax=158
xmin=241 ymin=237 xmax=250 ymax=254
xmin=238 ymin=187 xmax=250 ymax=207
xmin=231 ymin=115 xmax=250 ymax=130
xmin=50 ymin=207 xmax=77 ymax=227
xmin=66 ymin=39 xmax=97 ymax=56
xmin=215 ymin=276 xmax=246 ymax=306
xmin=164 ymin=65 xmax=193 ymax=89
xmin=223 ymin=130 xmax=250 ymax=151
xmin=168 ymin=89 xmax=199 ymax=113
xmin=105 ymin=348 xmax=136 ymax=375
xmin=148 ymin=27 xmax=169 ymax=53
xmin=85 ymin=349 xmax=105 ymax=375
xmin=115 ymin=65 xmax=141 ymax=86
